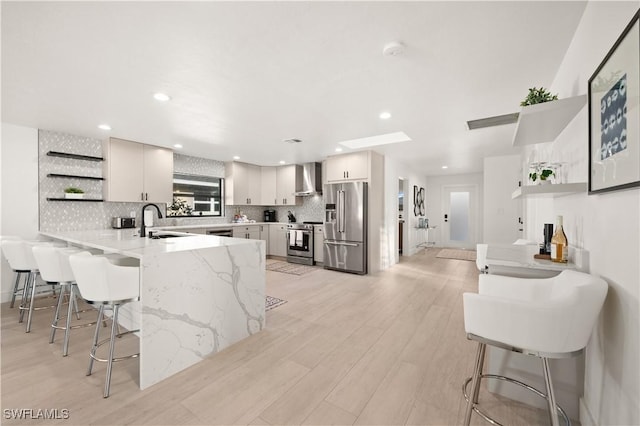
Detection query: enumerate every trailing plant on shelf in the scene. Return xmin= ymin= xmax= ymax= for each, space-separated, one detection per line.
xmin=520 ymin=87 xmax=559 ymax=106
xmin=529 ymin=168 xmax=555 ymax=183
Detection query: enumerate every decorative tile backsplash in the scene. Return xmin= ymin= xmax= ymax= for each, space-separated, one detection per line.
xmin=38 ymin=130 xmax=324 ymax=231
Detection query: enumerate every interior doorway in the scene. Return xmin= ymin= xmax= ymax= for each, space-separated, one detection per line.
xmin=442 ymin=185 xmax=478 ymax=249
xmin=398 ymin=178 xmax=406 ymax=256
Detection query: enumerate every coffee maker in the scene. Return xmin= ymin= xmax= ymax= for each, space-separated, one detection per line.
xmin=264 ymin=209 xmax=277 ymax=222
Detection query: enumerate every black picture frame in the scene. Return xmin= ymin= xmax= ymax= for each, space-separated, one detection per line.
xmin=588 ymin=9 xmax=640 ymax=194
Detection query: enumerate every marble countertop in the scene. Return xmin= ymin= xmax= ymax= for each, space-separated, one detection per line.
xmin=156 ymin=222 xmax=288 ymax=230
xmin=486 ymin=243 xmax=576 ymax=272
xmin=40 ymin=229 xmax=256 ymax=259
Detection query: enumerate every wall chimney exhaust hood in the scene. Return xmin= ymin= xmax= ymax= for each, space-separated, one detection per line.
xmin=294 ymin=162 xmax=322 ymax=196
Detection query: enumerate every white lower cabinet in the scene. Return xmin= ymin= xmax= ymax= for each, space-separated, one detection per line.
xmin=268 ymin=224 xmax=287 ymax=257
xmin=313 ymin=225 xmax=324 ymax=264
xmin=232 ymin=225 xmax=260 ymax=240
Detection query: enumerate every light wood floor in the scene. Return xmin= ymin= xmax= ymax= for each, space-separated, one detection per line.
xmin=2 ymin=249 xmax=559 ymax=425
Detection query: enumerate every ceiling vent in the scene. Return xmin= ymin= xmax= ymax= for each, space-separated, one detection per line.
xmin=467 ymin=112 xmax=519 ymax=130
xmin=283 ymin=138 xmax=302 ymax=144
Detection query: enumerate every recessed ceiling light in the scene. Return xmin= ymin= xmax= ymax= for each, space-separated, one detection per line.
xmin=279 ymin=160 xmax=286 ymax=165
xmin=173 ymin=144 xmax=183 ymax=149
xmin=153 ymin=93 xmax=171 ymax=102
xmin=233 ymin=155 xmax=240 ymax=160
xmin=383 ymin=41 xmax=405 ymax=57
xmin=442 ymin=166 xmax=449 ymax=169
xmin=98 ymin=124 xmax=111 ymax=131
xmin=379 ymin=112 xmax=391 ymax=120
xmin=338 ymin=131 xmax=411 ymax=149
xmin=335 ymin=147 xmax=343 ymax=152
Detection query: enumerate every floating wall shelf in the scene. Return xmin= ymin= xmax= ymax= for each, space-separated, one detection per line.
xmin=47 ymin=151 xmax=104 ymax=161
xmin=46 ymin=198 xmax=103 ymax=202
xmin=47 ymin=173 xmax=104 ymax=181
xmin=512 ymin=95 xmax=587 ymax=146
xmin=511 ymin=182 xmax=587 ymax=199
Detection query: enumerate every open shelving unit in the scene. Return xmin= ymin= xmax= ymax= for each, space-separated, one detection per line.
xmin=45 ymin=150 xmax=104 ymax=202
xmin=512 ymin=182 xmax=587 ymax=199
xmin=512 ymin=95 xmax=587 ymax=146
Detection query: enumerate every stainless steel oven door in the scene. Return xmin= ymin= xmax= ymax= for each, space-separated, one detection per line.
xmin=287 ymin=229 xmax=313 ymax=258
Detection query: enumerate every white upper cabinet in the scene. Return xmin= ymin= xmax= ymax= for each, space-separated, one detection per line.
xmin=258 ymin=164 xmax=301 ymax=206
xmin=325 ymin=151 xmax=370 ymax=182
xmin=225 ymin=161 xmax=262 ymax=206
xmin=276 ymin=165 xmax=300 ymax=206
xmin=260 ymin=166 xmax=278 ymax=205
xmin=103 ymin=138 xmax=173 ymax=203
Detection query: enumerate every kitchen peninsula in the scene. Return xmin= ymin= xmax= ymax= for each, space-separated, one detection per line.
xmin=40 ymin=229 xmax=265 ymax=389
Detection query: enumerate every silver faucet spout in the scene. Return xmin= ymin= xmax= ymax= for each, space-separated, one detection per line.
xmin=140 ymin=203 xmax=163 ymax=237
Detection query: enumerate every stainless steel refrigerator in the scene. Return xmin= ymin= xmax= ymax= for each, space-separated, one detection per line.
xmin=323 ymin=182 xmax=368 ymax=274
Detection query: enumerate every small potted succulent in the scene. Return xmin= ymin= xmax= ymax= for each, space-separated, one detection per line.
xmin=64 ymin=187 xmax=85 ymax=199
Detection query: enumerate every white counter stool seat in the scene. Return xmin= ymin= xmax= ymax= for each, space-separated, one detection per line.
xmin=1 ymin=239 xmax=58 ymax=332
xmin=462 ymin=270 xmax=608 ymax=426
xmin=32 ymin=246 xmax=98 ymax=356
xmin=69 ymin=251 xmax=140 ymax=398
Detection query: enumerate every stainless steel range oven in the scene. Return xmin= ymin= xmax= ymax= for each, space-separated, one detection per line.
xmin=286 ymin=223 xmax=314 ymax=265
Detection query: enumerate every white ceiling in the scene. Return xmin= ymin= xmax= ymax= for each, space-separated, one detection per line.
xmin=1 ymin=1 xmax=587 ymax=176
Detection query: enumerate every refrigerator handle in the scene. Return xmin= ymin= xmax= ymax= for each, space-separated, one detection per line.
xmin=338 ymin=190 xmax=345 ymax=233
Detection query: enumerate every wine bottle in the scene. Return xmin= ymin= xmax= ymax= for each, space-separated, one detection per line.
xmin=550 ymin=215 xmax=568 ymax=263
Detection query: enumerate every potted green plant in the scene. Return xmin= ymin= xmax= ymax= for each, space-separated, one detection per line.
xmin=520 ymin=87 xmax=559 ymax=106
xmin=64 ymin=186 xmax=84 ymax=199
xmin=529 ymin=168 xmax=555 ymax=184
xmin=167 ymin=198 xmax=193 ymax=216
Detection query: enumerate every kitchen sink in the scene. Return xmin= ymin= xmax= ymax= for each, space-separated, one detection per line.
xmin=151 ymin=233 xmax=189 ymax=239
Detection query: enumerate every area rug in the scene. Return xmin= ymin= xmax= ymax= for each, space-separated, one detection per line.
xmin=266 ymin=295 xmax=287 ymax=311
xmin=266 ymin=261 xmax=317 ymax=275
xmin=436 ymin=248 xmax=477 ymax=261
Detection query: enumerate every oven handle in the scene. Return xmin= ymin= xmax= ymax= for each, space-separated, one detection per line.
xmin=325 ymin=241 xmax=358 ymax=247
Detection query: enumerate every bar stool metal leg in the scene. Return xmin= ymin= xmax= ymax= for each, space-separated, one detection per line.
xmin=62 ymin=284 xmax=75 ymax=356
xmin=88 ymin=305 xmax=105 ymax=376
xmin=26 ymin=273 xmax=39 ymax=333
xmin=542 ymin=357 xmax=560 ymax=426
xmin=464 ymin=342 xmax=486 ymax=426
xmin=104 ymin=304 xmax=119 ymax=398
xmin=9 ymin=271 xmax=24 ymax=308
xmin=18 ymin=272 xmax=33 ymax=323
xmin=49 ymin=283 xmax=66 ymax=343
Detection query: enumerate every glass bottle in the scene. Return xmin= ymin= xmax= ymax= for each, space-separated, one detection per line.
xmin=550 ymin=215 xmax=568 ymax=263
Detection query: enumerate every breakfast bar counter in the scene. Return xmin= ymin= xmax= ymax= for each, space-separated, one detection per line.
xmin=40 ymin=229 xmax=266 ymax=389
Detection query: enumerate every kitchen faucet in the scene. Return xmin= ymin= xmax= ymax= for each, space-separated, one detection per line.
xmin=140 ymin=203 xmax=163 ymax=237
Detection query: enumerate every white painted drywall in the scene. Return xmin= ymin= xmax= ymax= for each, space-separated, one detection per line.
xmin=1 ymin=123 xmax=40 ymax=302
xmin=525 ymin=3 xmax=640 ymax=424
xmin=483 ymin=155 xmax=522 ymax=244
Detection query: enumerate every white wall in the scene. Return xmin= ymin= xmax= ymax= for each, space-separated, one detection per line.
xmin=483 ymin=155 xmax=522 ymax=244
xmin=425 ymin=172 xmax=484 ymax=248
xmin=384 ymin=156 xmax=428 ymax=260
xmin=1 ymin=123 xmax=40 ymax=302
xmin=525 ymin=3 xmax=640 ymax=425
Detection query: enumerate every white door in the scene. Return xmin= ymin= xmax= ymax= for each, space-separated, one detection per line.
xmin=442 ymin=185 xmax=478 ymax=249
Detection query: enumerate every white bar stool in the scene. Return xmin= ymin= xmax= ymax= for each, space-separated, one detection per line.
xmin=1 ymin=239 xmax=57 ymax=332
xmin=462 ymin=270 xmax=608 ymax=426
xmin=32 ymin=246 xmax=99 ymax=356
xmin=69 ymin=251 xmax=140 ymax=398
xmin=1 ymin=236 xmax=26 ymax=308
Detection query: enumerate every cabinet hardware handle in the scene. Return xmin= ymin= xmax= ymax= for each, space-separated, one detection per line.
xmin=145 ymin=193 xmax=148 ymax=201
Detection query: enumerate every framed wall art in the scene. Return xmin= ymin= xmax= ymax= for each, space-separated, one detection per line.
xmin=588 ymin=9 xmax=640 ymax=194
